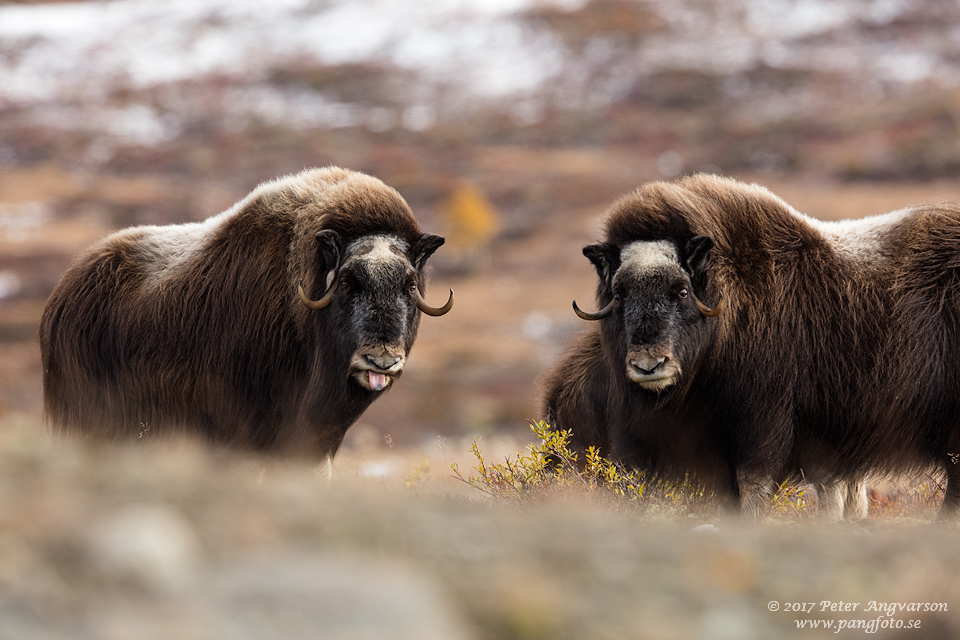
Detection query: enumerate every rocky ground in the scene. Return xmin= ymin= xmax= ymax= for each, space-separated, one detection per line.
xmin=0 ymin=420 xmax=956 ymax=640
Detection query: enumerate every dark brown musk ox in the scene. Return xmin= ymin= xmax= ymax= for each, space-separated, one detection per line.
xmin=542 ymin=173 xmax=960 ymax=523
xmin=39 ymin=167 xmax=453 ymax=461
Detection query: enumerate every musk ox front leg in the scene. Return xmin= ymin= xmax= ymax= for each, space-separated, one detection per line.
xmin=845 ymin=478 xmax=869 ymax=520
xmin=817 ymin=478 xmax=869 ymax=522
xmin=717 ymin=466 xmax=774 ymax=522
xmin=734 ymin=468 xmax=775 ymax=523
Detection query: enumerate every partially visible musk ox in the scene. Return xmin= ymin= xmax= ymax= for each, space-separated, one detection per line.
xmin=542 ymin=173 xmax=960 ymax=523
xmin=40 ymin=167 xmax=453 ymax=460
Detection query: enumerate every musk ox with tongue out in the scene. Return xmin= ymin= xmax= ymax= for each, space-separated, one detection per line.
xmin=39 ymin=167 xmax=453 ymax=459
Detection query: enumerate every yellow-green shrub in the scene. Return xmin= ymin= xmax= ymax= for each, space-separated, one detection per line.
xmin=452 ymin=421 xmax=814 ymax=521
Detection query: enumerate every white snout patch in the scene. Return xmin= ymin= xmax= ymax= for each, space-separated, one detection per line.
xmin=626 ymin=350 xmax=681 ymax=392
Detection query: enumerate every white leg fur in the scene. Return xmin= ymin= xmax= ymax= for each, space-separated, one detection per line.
xmin=818 ymin=478 xmax=869 ymax=521
xmin=817 ymin=480 xmax=845 ymax=522
xmin=844 ymin=478 xmax=869 ymax=520
xmin=314 ymin=454 xmax=333 ymax=483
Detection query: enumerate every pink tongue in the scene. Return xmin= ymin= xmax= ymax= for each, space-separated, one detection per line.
xmin=368 ymin=371 xmax=388 ymax=391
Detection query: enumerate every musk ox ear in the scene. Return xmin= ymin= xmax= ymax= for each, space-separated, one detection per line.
xmin=412 ymin=233 xmax=445 ymax=271
xmin=582 ymin=243 xmax=620 ymax=286
xmin=299 ymin=230 xmax=343 ymax=311
xmin=683 ymin=235 xmax=715 ymax=277
xmin=315 ymin=229 xmax=343 ymax=273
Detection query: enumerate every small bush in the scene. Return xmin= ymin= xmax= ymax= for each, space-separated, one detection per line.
xmin=770 ymin=479 xmax=809 ymax=521
xmin=451 ymin=421 xmax=819 ymax=522
xmin=452 ymin=421 xmax=715 ymax=519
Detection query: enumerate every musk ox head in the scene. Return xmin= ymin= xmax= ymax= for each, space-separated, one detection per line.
xmin=299 ymin=229 xmax=453 ymax=392
xmin=573 ymin=235 xmax=722 ymax=392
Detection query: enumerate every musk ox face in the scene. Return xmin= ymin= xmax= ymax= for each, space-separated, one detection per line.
xmin=574 ymin=235 xmax=722 ymax=393
xmin=299 ymin=230 xmax=452 ymax=393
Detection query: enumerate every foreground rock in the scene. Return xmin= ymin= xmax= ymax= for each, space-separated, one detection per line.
xmin=0 ymin=430 xmax=958 ymax=640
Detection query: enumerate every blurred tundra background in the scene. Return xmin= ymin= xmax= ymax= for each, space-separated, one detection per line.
xmin=4 ymin=1 xmax=960 ymax=638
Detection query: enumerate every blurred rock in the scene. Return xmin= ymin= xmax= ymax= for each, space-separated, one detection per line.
xmin=86 ymin=504 xmax=202 ymax=592
xmin=209 ymin=553 xmax=473 ymax=640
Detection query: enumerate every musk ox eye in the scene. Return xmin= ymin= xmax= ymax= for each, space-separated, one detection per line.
xmin=408 ymin=283 xmax=417 ymax=295
xmin=679 ymin=288 xmax=689 ymax=299
xmin=340 ymin=279 xmax=352 ymax=293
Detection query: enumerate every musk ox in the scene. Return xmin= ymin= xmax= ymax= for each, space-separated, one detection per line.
xmin=39 ymin=167 xmax=453 ymax=459
xmin=542 ymin=173 xmax=960 ymax=523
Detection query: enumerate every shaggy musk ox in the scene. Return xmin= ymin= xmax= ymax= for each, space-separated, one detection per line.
xmin=39 ymin=167 xmax=453 ymax=459
xmin=543 ymin=173 xmax=960 ymax=523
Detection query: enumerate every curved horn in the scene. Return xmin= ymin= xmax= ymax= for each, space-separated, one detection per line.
xmin=573 ymin=298 xmax=616 ymax=321
xmin=298 ymin=272 xmax=336 ymax=310
xmin=693 ymin=291 xmax=724 ymax=318
xmin=417 ymin=289 xmax=454 ymax=317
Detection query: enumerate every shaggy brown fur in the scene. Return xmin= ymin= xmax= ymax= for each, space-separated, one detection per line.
xmin=40 ymin=167 xmax=449 ymax=458
xmin=543 ymin=173 xmax=960 ymax=523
